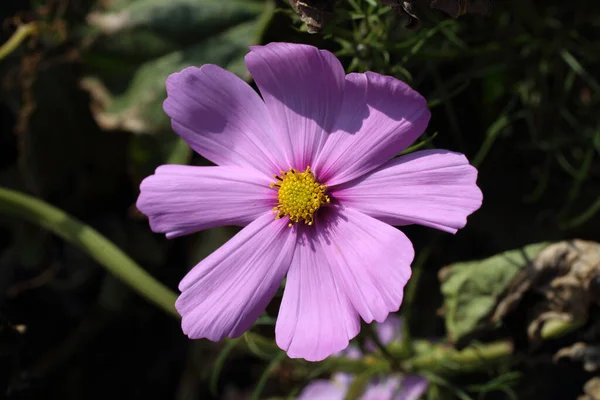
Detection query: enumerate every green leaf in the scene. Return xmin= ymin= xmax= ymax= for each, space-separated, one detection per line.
xmin=86 ymin=0 xmax=264 ymax=59
xmin=440 ymin=243 xmax=549 ymax=343
xmin=422 ymin=372 xmax=473 ymax=400
xmin=83 ymin=0 xmax=273 ymax=134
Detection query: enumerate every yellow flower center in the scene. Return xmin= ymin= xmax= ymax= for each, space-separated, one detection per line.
xmin=270 ymin=166 xmax=330 ymax=227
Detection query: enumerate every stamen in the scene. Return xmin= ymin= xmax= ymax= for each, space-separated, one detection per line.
xmin=270 ymin=166 xmax=329 ymax=227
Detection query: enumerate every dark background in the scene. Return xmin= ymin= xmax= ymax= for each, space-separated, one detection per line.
xmin=1 ymin=0 xmax=600 ymax=398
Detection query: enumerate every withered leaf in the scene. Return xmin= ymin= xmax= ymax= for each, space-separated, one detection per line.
xmin=579 ymin=377 xmax=600 ymax=400
xmin=287 ymin=0 xmax=336 ymax=33
xmin=287 ymin=0 xmax=492 ymax=32
xmin=381 ymin=0 xmax=421 ymax=29
xmin=554 ymin=342 xmax=600 ymax=373
xmin=388 ymin=0 xmax=493 ymax=29
xmin=492 ymin=240 xmax=600 ymax=343
xmin=439 ymin=242 xmax=549 ymax=344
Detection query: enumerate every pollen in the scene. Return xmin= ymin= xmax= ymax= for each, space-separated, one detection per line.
xmin=270 ymin=166 xmax=330 ymax=227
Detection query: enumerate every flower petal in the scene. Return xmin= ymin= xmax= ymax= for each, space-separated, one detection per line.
xmin=297 ymin=380 xmax=347 ymax=400
xmin=175 ymin=212 xmax=296 ymax=340
xmin=362 ymin=377 xmax=402 ymax=400
xmin=396 ymin=375 xmax=429 ymax=400
xmin=314 ymin=72 xmax=430 ymax=186
xmin=377 ymin=314 xmax=404 ymax=345
xmin=275 ymin=222 xmax=361 ymax=362
xmin=245 ymin=42 xmax=345 ymax=170
xmin=333 ymin=149 xmax=483 ymax=233
xmin=137 ymin=165 xmax=276 ymax=238
xmin=365 ymin=314 xmax=404 ymax=352
xmin=163 ymin=65 xmax=284 ymax=175
xmin=276 ymin=207 xmax=413 ymax=361
xmin=325 ymin=207 xmax=414 ymax=323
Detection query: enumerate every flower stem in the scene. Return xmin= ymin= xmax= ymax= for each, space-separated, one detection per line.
xmin=0 ymin=23 xmax=37 ymax=61
xmin=0 ymin=186 xmax=178 ymax=318
xmin=316 ymin=340 xmax=514 ymax=376
xmin=400 ymin=340 xmax=514 ymax=374
xmin=540 ymin=319 xmax=584 ymax=340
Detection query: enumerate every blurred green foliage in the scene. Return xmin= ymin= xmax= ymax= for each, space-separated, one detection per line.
xmin=83 ymin=0 xmax=271 ymax=134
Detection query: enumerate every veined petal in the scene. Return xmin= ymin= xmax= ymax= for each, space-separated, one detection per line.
xmin=163 ymin=65 xmax=284 ymax=175
xmin=175 ymin=213 xmax=296 ymax=341
xmin=324 ymin=207 xmax=414 ymax=323
xmin=276 ymin=207 xmax=413 ymax=361
xmin=137 ymin=165 xmax=276 ymax=238
xmin=297 ymin=380 xmax=347 ymax=400
xmin=333 ymin=150 xmax=483 ymax=234
xmin=275 ymin=223 xmax=361 ymax=362
xmin=314 ymin=72 xmax=430 ymax=186
xmin=245 ymin=42 xmax=345 ymax=170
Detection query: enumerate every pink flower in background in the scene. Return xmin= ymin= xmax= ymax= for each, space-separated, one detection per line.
xmin=137 ymin=42 xmax=482 ymax=361
xmin=298 ymin=315 xmax=429 ymax=400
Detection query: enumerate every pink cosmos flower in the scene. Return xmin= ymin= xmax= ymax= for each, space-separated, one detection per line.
xmin=137 ymin=42 xmax=482 ymax=361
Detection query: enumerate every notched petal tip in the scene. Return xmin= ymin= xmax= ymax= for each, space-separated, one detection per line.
xmin=246 ymin=42 xmax=318 ymax=58
xmin=164 ymin=64 xmax=220 ymax=88
xmin=284 ymin=337 xmax=353 ymax=362
xmin=364 ymin=71 xmax=428 ymax=99
xmin=176 ymin=295 xmax=229 ymax=342
xmin=164 ymin=65 xmax=200 ymax=96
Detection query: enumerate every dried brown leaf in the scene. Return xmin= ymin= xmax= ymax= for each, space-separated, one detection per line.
xmin=555 ymin=342 xmax=600 ymax=372
xmin=492 ymin=240 xmax=600 ymax=343
xmin=287 ymin=0 xmax=336 ymax=33
xmin=579 ymin=377 xmax=600 ymax=400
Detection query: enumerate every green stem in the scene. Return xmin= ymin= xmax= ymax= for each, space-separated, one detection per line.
xmin=400 ymin=340 xmax=514 ymax=374
xmin=251 ymin=352 xmax=286 ymax=400
xmin=400 ymin=235 xmax=439 ymax=351
xmin=0 ymin=23 xmax=37 ymax=61
xmin=0 ymin=187 xmax=178 ymax=317
xmin=540 ymin=319 xmax=584 ymax=340
xmin=561 ymin=197 xmax=600 ymax=229
xmin=313 ymin=340 xmax=514 ymax=376
xmin=364 ymin=324 xmax=396 ymax=364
